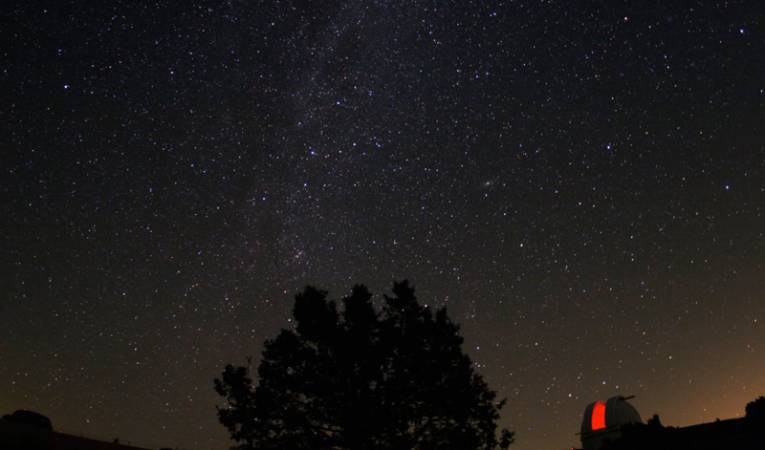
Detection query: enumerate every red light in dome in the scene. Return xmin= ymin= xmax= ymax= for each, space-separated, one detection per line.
xmin=591 ymin=401 xmax=606 ymax=431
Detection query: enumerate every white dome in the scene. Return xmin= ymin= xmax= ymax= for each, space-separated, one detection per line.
xmin=581 ymin=396 xmax=642 ymax=435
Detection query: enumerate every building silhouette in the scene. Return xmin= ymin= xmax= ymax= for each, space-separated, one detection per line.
xmin=0 ymin=410 xmax=156 ymax=450
xmin=574 ymin=396 xmax=765 ymax=450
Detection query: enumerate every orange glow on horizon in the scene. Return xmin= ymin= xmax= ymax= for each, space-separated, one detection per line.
xmin=591 ymin=401 xmax=607 ymax=431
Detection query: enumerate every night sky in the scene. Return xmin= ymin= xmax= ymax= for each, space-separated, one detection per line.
xmin=2 ymin=1 xmax=765 ymax=449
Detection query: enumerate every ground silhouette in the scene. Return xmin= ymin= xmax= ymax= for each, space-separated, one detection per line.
xmin=214 ymin=281 xmax=513 ymax=450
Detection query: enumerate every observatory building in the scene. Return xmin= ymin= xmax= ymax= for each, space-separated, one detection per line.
xmin=0 ymin=410 xmax=157 ymax=450
xmin=580 ymin=396 xmax=642 ymax=450
xmin=574 ymin=395 xmax=765 ymax=450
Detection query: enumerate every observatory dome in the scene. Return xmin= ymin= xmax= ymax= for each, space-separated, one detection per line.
xmin=580 ymin=396 xmax=642 ymax=436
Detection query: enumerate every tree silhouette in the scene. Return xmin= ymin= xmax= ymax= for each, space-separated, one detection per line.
xmin=214 ymin=281 xmax=513 ymax=450
xmin=746 ymin=396 xmax=765 ymax=420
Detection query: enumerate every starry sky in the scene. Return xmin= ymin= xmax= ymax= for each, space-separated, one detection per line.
xmin=2 ymin=1 xmax=765 ymax=449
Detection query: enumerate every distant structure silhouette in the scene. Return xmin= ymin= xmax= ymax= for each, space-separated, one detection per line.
xmin=0 ymin=410 xmax=158 ymax=450
xmin=572 ymin=396 xmax=765 ymax=450
xmin=2 ymin=411 xmax=54 ymax=432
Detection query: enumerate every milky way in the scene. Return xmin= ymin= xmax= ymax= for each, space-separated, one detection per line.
xmin=3 ymin=2 xmax=765 ymax=449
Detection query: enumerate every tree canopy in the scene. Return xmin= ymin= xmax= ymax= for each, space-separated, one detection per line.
xmin=214 ymin=281 xmax=513 ymax=450
xmin=746 ymin=396 xmax=765 ymax=420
